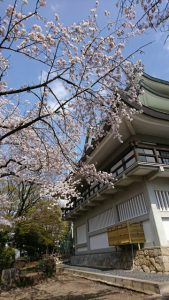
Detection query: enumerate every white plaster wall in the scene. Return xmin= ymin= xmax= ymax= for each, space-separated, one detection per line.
xmin=77 ymin=224 xmax=87 ymax=245
xmin=74 ymin=182 xmax=150 ymax=252
xmin=143 ymin=220 xmax=154 ymax=244
xmin=75 ymin=182 xmax=148 ymax=229
xmin=162 ymin=218 xmax=169 ymax=241
xmin=89 ymin=232 xmax=109 ymax=250
xmin=77 ymin=247 xmax=88 ymax=252
xmin=83 ymin=182 xmax=147 ymax=224
xmin=145 ymin=180 xmax=169 ymax=247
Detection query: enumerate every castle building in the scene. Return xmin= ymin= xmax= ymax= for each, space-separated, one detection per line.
xmin=64 ymin=74 xmax=169 ymax=273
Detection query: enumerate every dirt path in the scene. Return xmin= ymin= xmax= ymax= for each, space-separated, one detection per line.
xmin=0 ymin=273 xmax=165 ymax=300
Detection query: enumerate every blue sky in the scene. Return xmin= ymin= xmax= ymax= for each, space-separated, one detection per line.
xmin=1 ymin=0 xmax=169 ymax=169
xmin=45 ymin=0 xmax=169 ymax=80
xmin=2 ymin=0 xmax=169 ymax=93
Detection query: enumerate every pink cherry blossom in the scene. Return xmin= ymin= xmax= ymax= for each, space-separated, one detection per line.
xmin=0 ymin=0 xmax=167 ymax=219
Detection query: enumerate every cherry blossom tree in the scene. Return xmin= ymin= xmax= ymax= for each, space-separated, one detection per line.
xmin=0 ymin=0 xmax=168 ymax=213
xmin=118 ymin=0 xmax=169 ymax=33
xmin=0 ymin=179 xmax=40 ymax=218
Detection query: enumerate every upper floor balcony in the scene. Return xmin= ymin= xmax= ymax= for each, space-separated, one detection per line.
xmin=64 ymin=142 xmax=169 ymax=219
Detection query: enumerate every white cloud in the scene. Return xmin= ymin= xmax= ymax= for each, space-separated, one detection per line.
xmin=38 ymin=70 xmax=48 ymax=83
xmin=38 ymin=70 xmax=69 ymax=111
xmin=164 ymin=39 xmax=169 ymax=51
xmin=52 ymin=80 xmax=68 ymax=100
xmin=50 ymin=2 xmax=60 ymax=12
xmin=48 ymin=80 xmax=69 ymax=110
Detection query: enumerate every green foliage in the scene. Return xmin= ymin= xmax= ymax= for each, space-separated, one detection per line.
xmin=38 ymin=257 xmax=56 ymax=277
xmin=0 ymin=229 xmax=9 ymax=248
xmin=14 ymin=200 xmax=69 ymax=259
xmin=14 ymin=222 xmax=54 ymax=259
xmin=0 ymin=226 xmax=15 ymax=272
xmin=58 ymin=236 xmax=74 ymax=257
xmin=0 ymin=247 xmax=15 ymax=272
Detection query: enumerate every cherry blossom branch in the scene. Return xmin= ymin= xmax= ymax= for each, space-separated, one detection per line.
xmin=0 ymin=68 xmax=69 ymax=97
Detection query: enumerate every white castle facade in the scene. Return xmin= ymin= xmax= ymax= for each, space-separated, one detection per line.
xmin=64 ymin=74 xmax=169 ymax=273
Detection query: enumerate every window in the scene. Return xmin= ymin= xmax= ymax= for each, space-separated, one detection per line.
xmin=125 ymin=157 xmax=136 ymax=168
xmin=89 ymin=208 xmax=115 ymax=232
xmin=136 ymin=148 xmax=156 ymax=163
xmin=158 ymin=151 xmax=169 ymax=164
xmin=155 ymin=190 xmax=169 ymax=211
xmin=117 ymin=193 xmax=147 ymax=222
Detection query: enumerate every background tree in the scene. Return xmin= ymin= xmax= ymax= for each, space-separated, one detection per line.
xmin=14 ymin=199 xmax=68 ymax=259
xmin=0 ymin=179 xmax=40 ymax=218
xmin=0 ymin=225 xmax=15 ymax=272
xmin=0 ymin=0 xmax=168 ymax=217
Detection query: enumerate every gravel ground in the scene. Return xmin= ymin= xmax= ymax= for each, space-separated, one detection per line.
xmin=67 ymin=266 xmax=169 ymax=283
xmin=0 ymin=273 xmax=149 ymax=300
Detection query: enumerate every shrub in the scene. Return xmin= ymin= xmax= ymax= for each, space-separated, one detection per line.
xmin=38 ymin=257 xmax=56 ymax=277
xmin=0 ymin=247 xmax=15 ymax=272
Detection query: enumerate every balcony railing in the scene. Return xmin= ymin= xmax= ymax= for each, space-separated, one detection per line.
xmin=64 ymin=143 xmax=169 ymax=217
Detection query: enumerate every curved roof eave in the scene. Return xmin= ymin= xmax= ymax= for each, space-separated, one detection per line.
xmin=82 ymin=74 xmax=169 ymax=161
xmin=140 ymin=73 xmax=169 ymax=100
xmin=143 ymin=73 xmax=169 ymax=86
